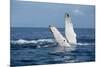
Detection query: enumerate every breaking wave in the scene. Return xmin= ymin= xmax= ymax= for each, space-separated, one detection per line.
xmin=11 ymin=39 xmax=94 ymax=46
xmin=11 ymin=39 xmax=54 ymax=44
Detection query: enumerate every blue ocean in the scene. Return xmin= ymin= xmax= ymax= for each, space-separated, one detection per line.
xmin=10 ymin=27 xmax=95 ymax=66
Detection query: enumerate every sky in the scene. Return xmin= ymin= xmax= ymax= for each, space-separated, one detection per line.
xmin=11 ymin=0 xmax=95 ymax=28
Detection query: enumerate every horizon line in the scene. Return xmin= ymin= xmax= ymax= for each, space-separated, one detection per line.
xmin=10 ymin=26 xmax=95 ymax=29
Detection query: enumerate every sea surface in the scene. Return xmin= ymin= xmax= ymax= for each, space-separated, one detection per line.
xmin=10 ymin=27 xmax=95 ymax=66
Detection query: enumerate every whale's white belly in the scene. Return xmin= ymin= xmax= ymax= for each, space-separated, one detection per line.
xmin=49 ymin=26 xmax=70 ymax=47
xmin=49 ymin=13 xmax=77 ymax=51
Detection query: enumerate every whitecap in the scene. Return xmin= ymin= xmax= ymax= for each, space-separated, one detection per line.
xmin=11 ymin=39 xmax=54 ymax=45
xmin=77 ymin=43 xmax=93 ymax=46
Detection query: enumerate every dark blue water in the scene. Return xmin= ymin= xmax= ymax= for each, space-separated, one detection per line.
xmin=10 ymin=27 xmax=95 ymax=66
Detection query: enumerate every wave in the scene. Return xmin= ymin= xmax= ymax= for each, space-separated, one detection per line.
xmin=11 ymin=39 xmax=54 ymax=45
xmin=11 ymin=39 xmax=94 ymax=46
xmin=77 ymin=43 xmax=93 ymax=46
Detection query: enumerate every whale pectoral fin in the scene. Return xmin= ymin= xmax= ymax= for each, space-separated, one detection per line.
xmin=49 ymin=26 xmax=70 ymax=47
xmin=65 ymin=13 xmax=77 ymax=44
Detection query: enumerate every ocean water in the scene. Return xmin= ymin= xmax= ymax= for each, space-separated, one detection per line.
xmin=10 ymin=27 xmax=95 ymax=66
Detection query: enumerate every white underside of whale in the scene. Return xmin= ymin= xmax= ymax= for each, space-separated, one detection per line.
xmin=49 ymin=13 xmax=77 ymax=49
xmin=49 ymin=26 xmax=70 ymax=47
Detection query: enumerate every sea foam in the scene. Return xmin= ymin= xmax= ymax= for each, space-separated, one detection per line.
xmin=11 ymin=39 xmax=93 ymax=46
xmin=11 ymin=39 xmax=54 ymax=45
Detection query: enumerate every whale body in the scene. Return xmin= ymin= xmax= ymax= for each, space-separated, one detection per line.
xmin=65 ymin=13 xmax=77 ymax=45
xmin=49 ymin=25 xmax=70 ymax=47
xmin=49 ymin=13 xmax=77 ymax=49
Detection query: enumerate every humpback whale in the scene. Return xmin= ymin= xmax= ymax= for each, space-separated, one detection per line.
xmin=49 ymin=13 xmax=77 ymax=50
